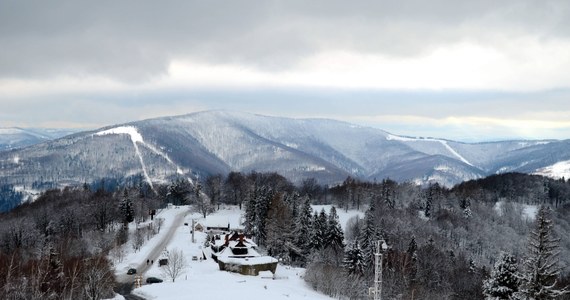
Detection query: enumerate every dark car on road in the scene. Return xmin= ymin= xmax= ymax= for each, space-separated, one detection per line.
xmin=127 ymin=268 xmax=137 ymax=275
xmin=146 ymin=277 xmax=163 ymax=284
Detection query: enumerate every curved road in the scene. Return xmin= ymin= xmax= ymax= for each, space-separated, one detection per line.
xmin=115 ymin=207 xmax=189 ymax=299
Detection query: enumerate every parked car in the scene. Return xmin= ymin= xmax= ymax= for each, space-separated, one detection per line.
xmin=146 ymin=277 xmax=163 ymax=284
xmin=127 ymin=268 xmax=137 ymax=275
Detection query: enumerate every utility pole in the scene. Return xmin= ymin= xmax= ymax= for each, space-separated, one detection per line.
xmin=191 ymin=219 xmax=195 ymax=243
xmin=372 ymin=239 xmax=387 ymax=300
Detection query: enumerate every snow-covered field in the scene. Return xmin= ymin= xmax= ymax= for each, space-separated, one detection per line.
xmin=535 ymin=160 xmax=570 ymax=180
xmin=111 ymin=205 xmax=363 ymax=300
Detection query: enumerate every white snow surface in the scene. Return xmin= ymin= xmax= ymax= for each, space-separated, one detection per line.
xmin=126 ymin=205 xmax=333 ymax=300
xmin=493 ymin=201 xmax=538 ymax=221
xmin=96 ymin=126 xmax=144 ymax=144
xmin=535 ymin=160 xmax=570 ymax=179
xmin=386 ymin=134 xmax=418 ymax=142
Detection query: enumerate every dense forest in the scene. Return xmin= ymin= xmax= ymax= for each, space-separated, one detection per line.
xmin=0 ymin=172 xmax=569 ymax=299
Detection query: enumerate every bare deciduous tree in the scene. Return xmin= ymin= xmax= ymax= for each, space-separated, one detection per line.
xmin=82 ymin=256 xmax=115 ymax=300
xmin=132 ymin=228 xmax=145 ymax=252
xmin=160 ymin=248 xmax=188 ymax=282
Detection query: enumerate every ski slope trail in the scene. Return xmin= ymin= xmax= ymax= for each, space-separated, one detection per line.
xmin=95 ymin=126 xmax=193 ymax=188
xmin=387 ymin=134 xmax=473 ymax=166
xmin=440 ymin=140 xmax=473 ymax=166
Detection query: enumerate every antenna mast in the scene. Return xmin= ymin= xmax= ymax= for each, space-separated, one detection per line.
xmin=371 ymin=239 xmax=386 ymax=300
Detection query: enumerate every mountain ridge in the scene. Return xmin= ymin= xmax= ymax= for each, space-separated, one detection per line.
xmin=0 ymin=110 xmax=568 ymax=207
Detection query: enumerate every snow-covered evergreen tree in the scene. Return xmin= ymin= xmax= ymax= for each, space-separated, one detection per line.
xmin=293 ymin=196 xmax=314 ymax=262
xmin=311 ymin=209 xmax=328 ymax=251
xmin=516 ymin=206 xmax=568 ymax=299
xmin=325 ymin=206 xmax=344 ymax=252
xmin=482 ymin=252 xmax=519 ymax=300
xmin=243 ymin=187 xmax=257 ymax=234
xmin=343 ymin=240 xmax=365 ymax=277
xmin=253 ymin=186 xmax=273 ymax=247
xmin=359 ymin=206 xmax=380 ymax=267
xmin=265 ymin=193 xmax=293 ymax=261
xmin=424 ymin=189 xmax=432 ymax=218
xmin=119 ymin=189 xmax=134 ymax=224
xmin=244 ymin=185 xmax=274 ymax=247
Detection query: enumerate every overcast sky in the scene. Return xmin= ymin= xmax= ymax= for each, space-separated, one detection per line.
xmin=1 ymin=0 xmax=570 ymax=141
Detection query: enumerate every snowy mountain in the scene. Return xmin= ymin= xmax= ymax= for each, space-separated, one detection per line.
xmin=0 ymin=127 xmax=79 ymax=151
xmin=0 ymin=111 xmax=569 ymax=202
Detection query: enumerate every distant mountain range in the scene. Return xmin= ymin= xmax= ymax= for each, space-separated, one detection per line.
xmin=0 ymin=127 xmax=79 ymax=151
xmin=1 ymin=111 xmax=569 ymax=201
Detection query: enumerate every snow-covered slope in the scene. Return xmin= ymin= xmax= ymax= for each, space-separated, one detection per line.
xmin=0 ymin=111 xmax=568 ymax=208
xmin=535 ymin=160 xmax=570 ymax=179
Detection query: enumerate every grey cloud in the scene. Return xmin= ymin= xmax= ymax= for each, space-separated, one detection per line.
xmin=1 ymin=0 xmax=570 ymax=81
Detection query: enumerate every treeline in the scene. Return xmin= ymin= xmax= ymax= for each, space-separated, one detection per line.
xmin=1 ymin=171 xmax=569 ymax=299
xmin=0 ymin=184 xmax=23 ymax=213
xmin=195 ymin=171 xmax=570 ymax=299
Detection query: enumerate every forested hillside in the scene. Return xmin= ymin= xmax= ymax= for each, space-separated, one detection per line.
xmin=2 ymin=111 xmax=570 ymax=213
xmin=0 ymin=172 xmax=568 ymax=299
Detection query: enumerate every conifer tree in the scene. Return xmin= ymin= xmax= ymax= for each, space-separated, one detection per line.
xmin=325 ymin=206 xmax=344 ymax=252
xmin=405 ymin=236 xmax=418 ymax=285
xmin=253 ymin=186 xmax=273 ymax=247
xmin=311 ymin=209 xmax=328 ymax=251
xmin=119 ymin=189 xmax=134 ymax=224
xmin=293 ymin=196 xmax=314 ymax=262
xmin=243 ymin=187 xmax=257 ymax=234
xmin=424 ymin=190 xmax=432 ymax=218
xmin=265 ymin=193 xmax=292 ymax=260
xmin=482 ymin=252 xmax=519 ymax=300
xmin=344 ymin=240 xmax=365 ymax=277
xmin=516 ymin=206 xmax=568 ymax=299
xmin=359 ymin=207 xmax=380 ymax=268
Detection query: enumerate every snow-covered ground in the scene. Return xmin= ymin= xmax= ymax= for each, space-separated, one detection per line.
xmin=535 ymin=160 xmax=570 ymax=180
xmin=111 ymin=206 xmax=189 ymax=277
xmin=493 ymin=201 xmax=538 ymax=221
xmin=107 ymin=204 xmax=364 ymax=299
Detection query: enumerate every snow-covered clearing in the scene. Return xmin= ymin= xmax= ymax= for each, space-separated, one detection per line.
xmin=108 ymin=204 xmax=364 ymax=299
xmin=535 ymin=160 xmax=570 ymax=180
xmin=493 ymin=201 xmax=538 ymax=221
